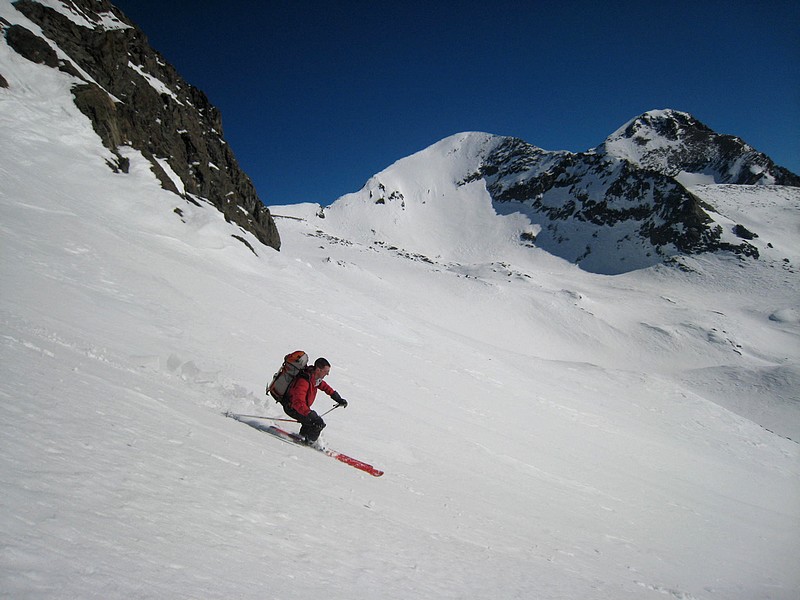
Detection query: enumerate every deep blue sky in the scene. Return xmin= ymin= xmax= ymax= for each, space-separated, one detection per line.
xmin=112 ymin=1 xmax=799 ymax=206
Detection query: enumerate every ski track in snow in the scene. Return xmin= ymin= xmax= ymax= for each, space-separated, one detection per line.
xmin=2 ymin=15 xmax=800 ymax=599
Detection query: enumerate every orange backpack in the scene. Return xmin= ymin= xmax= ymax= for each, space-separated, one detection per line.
xmin=267 ymin=351 xmax=308 ymax=403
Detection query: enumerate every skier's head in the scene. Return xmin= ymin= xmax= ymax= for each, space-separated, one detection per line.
xmin=313 ymin=357 xmax=331 ymax=379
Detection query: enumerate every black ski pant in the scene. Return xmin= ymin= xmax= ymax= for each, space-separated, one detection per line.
xmin=281 ymin=402 xmax=326 ymax=442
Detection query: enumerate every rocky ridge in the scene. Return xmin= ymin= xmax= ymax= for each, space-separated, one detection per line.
xmin=466 ymin=135 xmax=733 ymax=268
xmin=600 ymin=109 xmax=800 ymax=186
xmin=2 ymin=0 xmax=279 ymax=250
xmin=462 ymin=111 xmax=797 ymax=272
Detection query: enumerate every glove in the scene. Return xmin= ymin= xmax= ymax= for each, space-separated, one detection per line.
xmin=332 ymin=392 xmax=348 ymax=408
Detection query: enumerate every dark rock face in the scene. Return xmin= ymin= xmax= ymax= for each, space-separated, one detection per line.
xmin=6 ymin=22 xmax=59 ymax=67
xmin=459 ymin=121 xmax=791 ymax=272
xmin=600 ymin=109 xmax=800 ymax=186
xmin=7 ymin=0 xmax=280 ymax=250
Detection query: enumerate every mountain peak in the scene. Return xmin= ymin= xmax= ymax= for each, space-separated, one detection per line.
xmin=600 ymin=109 xmax=800 ymax=186
xmin=604 ymin=109 xmax=713 ymax=157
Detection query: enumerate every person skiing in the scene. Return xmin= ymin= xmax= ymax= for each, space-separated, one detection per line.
xmin=281 ymin=357 xmax=347 ymax=446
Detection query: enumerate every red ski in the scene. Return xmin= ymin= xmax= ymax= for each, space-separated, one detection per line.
xmin=226 ymin=412 xmax=384 ymax=477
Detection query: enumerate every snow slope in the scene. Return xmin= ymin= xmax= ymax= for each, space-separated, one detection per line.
xmin=2 ymin=11 xmax=800 ymax=599
xmin=321 ymin=132 xmax=536 ymax=265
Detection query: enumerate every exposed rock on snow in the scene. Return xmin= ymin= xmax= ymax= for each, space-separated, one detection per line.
xmin=5 ymin=0 xmax=280 ymax=249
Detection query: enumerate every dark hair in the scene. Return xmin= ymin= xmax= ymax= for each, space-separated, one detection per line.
xmin=314 ymin=357 xmax=331 ymax=369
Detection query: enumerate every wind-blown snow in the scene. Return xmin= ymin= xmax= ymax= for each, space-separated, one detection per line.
xmin=1 ymin=11 xmax=799 ymax=599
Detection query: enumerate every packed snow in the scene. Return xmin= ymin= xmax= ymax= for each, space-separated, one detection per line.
xmin=1 ymin=10 xmax=799 ymax=599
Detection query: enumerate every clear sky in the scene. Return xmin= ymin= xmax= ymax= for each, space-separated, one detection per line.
xmin=112 ymin=0 xmax=799 ymax=206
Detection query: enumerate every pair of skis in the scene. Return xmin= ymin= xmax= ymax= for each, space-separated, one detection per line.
xmin=225 ymin=412 xmax=384 ymax=477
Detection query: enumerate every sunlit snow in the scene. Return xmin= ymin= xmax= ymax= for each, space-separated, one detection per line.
xmin=1 ymin=8 xmax=799 ymax=599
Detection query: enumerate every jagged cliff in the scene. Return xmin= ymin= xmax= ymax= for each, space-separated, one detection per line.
xmin=3 ymin=0 xmax=280 ymax=250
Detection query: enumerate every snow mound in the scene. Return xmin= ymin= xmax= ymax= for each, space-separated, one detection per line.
xmin=769 ymin=308 xmax=800 ymax=324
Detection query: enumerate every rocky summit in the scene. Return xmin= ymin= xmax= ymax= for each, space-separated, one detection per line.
xmin=3 ymin=0 xmax=280 ymax=250
xmin=600 ymin=109 xmax=800 ymax=186
xmin=471 ymin=110 xmax=799 ymax=272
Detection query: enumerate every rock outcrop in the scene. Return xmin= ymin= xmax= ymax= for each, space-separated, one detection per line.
xmin=5 ymin=0 xmax=280 ymax=250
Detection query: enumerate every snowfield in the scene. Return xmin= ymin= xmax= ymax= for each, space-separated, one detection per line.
xmin=2 ymin=8 xmax=799 ymax=599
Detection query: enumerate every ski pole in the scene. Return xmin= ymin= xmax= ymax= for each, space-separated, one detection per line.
xmin=320 ymin=404 xmax=342 ymax=417
xmin=227 ymin=405 xmax=340 ymax=421
xmin=227 ymin=412 xmax=298 ymax=423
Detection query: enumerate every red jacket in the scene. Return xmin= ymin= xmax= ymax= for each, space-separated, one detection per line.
xmin=286 ymin=369 xmax=336 ymax=417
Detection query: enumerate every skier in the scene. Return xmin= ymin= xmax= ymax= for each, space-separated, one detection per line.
xmin=281 ymin=357 xmax=347 ymax=446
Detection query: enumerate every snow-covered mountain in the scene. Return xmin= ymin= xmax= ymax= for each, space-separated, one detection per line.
xmin=331 ymin=113 xmax=798 ymax=274
xmin=5 ymin=1 xmax=798 ymax=274
xmin=2 ymin=1 xmax=799 ymax=599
